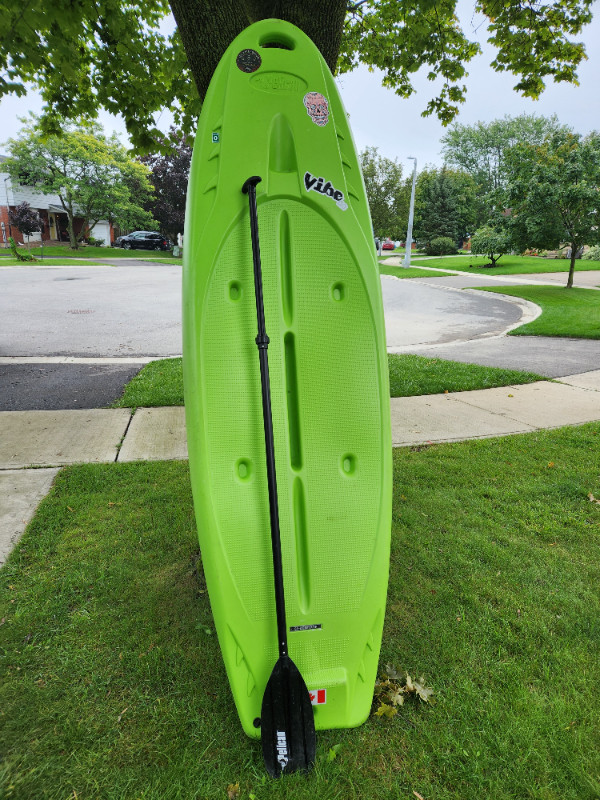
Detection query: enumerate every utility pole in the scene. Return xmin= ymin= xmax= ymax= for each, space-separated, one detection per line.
xmin=403 ymin=157 xmax=417 ymax=268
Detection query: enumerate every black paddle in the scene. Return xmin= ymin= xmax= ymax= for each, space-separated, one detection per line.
xmin=242 ymin=176 xmax=316 ymax=778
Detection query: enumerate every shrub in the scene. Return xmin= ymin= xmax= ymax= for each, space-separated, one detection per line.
xmin=425 ymin=236 xmax=457 ymax=256
xmin=582 ymin=245 xmax=600 ymax=260
xmin=8 ymin=236 xmax=37 ymax=262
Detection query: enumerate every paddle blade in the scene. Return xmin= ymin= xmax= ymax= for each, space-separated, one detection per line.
xmin=261 ymin=655 xmax=316 ymax=778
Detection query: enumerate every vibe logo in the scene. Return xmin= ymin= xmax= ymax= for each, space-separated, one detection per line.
xmin=304 ymin=172 xmax=348 ymax=210
xmin=276 ymin=730 xmax=289 ymax=770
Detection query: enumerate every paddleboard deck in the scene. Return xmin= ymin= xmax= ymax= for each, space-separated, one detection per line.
xmin=183 ymin=19 xmax=392 ymax=739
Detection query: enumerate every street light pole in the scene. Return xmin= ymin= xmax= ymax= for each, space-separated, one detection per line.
xmin=403 ymin=157 xmax=417 ymax=268
xmin=3 ymin=176 xmax=12 ymax=238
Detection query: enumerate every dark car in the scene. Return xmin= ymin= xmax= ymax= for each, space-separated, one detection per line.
xmin=116 ymin=231 xmax=171 ymax=251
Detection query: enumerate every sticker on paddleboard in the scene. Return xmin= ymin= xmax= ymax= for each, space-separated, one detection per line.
xmin=303 ymin=92 xmax=329 ymax=127
xmin=309 ymin=689 xmax=327 ymax=705
xmin=304 ymin=171 xmax=348 ymax=211
xmin=211 ymin=132 xmax=220 ymax=144
xmin=237 ymin=49 xmax=261 ymax=73
xmin=290 ymin=623 xmax=322 ymax=632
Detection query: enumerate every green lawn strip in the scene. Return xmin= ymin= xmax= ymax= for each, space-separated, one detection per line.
xmin=112 ymin=355 xmax=545 ymax=409
xmin=3 ymin=245 xmax=181 ymax=261
xmin=113 ymin=357 xmax=184 ymax=409
xmin=380 ymin=264 xmax=454 ymax=279
xmin=0 ymin=257 xmax=107 ymax=267
xmin=2 ymin=425 xmax=600 ymax=798
xmin=474 ymin=286 xmax=600 ymax=339
xmin=388 ymin=354 xmax=544 ymax=396
xmin=141 ymin=257 xmax=183 ymax=266
xmin=412 ymin=255 xmax=600 ymax=276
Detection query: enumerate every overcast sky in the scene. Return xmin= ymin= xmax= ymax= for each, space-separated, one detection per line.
xmin=1 ymin=0 xmax=599 ymax=177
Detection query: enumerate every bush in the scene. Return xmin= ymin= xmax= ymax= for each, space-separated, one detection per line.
xmin=582 ymin=245 xmax=600 ymax=260
xmin=425 ymin=236 xmax=458 ymax=256
xmin=8 ymin=236 xmax=37 ymax=262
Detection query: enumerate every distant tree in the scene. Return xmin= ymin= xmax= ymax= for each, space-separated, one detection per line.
xmin=503 ymin=130 xmax=600 ymax=288
xmin=441 ymin=114 xmax=567 ymax=196
xmin=414 ymin=166 xmax=478 ymax=248
xmin=359 ymin=147 xmax=409 ymax=239
xmin=139 ymin=127 xmax=192 ymax=242
xmin=4 ymin=117 xmax=155 ymax=249
xmin=9 ymin=202 xmax=41 ymax=249
xmin=470 ymin=226 xmax=512 ymax=267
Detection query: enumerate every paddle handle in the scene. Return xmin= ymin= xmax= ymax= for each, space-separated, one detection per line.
xmin=242 ymin=176 xmax=288 ymax=660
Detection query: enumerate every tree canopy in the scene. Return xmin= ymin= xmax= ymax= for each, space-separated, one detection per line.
xmin=4 ymin=118 xmax=156 ymax=248
xmin=139 ymin=127 xmax=192 ymax=241
xmin=0 ymin=0 xmax=595 ymax=149
xmin=359 ymin=147 xmax=408 ymax=239
xmin=441 ymin=114 xmax=567 ymax=195
xmin=503 ymin=130 xmax=600 ymax=287
xmin=413 ymin=166 xmax=479 ymax=247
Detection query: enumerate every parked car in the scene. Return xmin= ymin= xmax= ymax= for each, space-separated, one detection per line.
xmin=115 ymin=231 xmax=171 ymax=251
xmin=382 ymin=239 xmax=395 ymax=250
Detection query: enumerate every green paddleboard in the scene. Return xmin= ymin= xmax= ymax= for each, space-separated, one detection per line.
xmin=183 ymin=19 xmax=392 ymax=739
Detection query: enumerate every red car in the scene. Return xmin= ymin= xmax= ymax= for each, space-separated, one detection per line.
xmin=382 ymin=240 xmax=395 ymax=250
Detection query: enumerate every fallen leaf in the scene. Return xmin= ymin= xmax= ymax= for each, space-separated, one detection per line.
xmin=226 ymin=782 xmax=240 ymax=800
xmin=547 ymin=462 xmax=555 ymax=468
xmin=389 ymin=688 xmax=405 ymax=707
xmin=588 ymin=493 xmax=600 ymax=505
xmin=384 ymin=664 xmax=403 ymax=681
xmin=117 ymin=707 xmax=128 ymax=723
xmin=327 ymin=743 xmax=342 ymax=761
xmin=413 ymin=792 xmax=426 ymax=800
xmin=375 ymin=703 xmax=397 ymax=718
xmin=67 ymin=506 xmax=74 ymax=512
xmin=413 ymin=678 xmax=434 ymax=703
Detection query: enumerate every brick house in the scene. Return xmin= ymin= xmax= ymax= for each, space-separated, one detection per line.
xmin=0 ymin=155 xmax=113 ymax=247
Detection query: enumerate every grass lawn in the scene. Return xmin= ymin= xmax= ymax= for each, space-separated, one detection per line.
xmin=412 ymin=255 xmax=600 ymax=277
xmin=0 ymin=245 xmax=182 ymax=261
xmin=380 ymin=265 xmax=454 ymax=279
xmin=475 ymin=286 xmax=600 ymax=339
xmin=112 ymin=356 xmax=545 ymax=409
xmin=2 ymin=424 xmax=600 ymax=798
xmin=0 ymin=257 xmax=105 ymax=267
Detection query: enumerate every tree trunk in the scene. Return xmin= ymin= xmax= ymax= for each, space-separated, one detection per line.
xmin=169 ymin=0 xmax=347 ymax=101
xmin=567 ymin=244 xmax=577 ymax=288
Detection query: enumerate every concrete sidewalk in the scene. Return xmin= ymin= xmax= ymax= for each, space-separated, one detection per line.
xmin=1 ymin=369 xmax=600 ymax=565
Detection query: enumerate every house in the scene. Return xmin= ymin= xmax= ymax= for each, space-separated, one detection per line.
xmin=0 ymin=156 xmax=113 ymax=247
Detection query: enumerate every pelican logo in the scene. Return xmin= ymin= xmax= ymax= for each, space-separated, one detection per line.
xmin=304 ymin=172 xmax=348 ymax=210
xmin=276 ymin=730 xmax=289 ymax=769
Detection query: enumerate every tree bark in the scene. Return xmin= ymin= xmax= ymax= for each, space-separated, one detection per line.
xmin=169 ymin=0 xmax=347 ymax=101
xmin=567 ymin=243 xmax=577 ymax=288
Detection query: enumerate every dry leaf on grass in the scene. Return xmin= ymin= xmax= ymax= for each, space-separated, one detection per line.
xmin=373 ymin=667 xmax=434 ymax=716
xmin=226 ymin=783 xmax=240 ymax=800
xmin=588 ymin=493 xmax=600 ymax=505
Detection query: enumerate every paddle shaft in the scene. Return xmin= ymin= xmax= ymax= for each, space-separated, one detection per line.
xmin=242 ymin=175 xmax=288 ymax=660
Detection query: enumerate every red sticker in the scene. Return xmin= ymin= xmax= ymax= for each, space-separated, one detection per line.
xmin=309 ymin=689 xmax=327 ymax=705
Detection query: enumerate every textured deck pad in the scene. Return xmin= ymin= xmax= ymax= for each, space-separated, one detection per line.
xmin=183 ymin=19 xmax=392 ymax=738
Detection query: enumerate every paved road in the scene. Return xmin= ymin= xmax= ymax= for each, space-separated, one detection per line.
xmin=0 ymin=261 xmax=587 ymax=410
xmin=0 ymin=263 xmax=182 ymax=357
